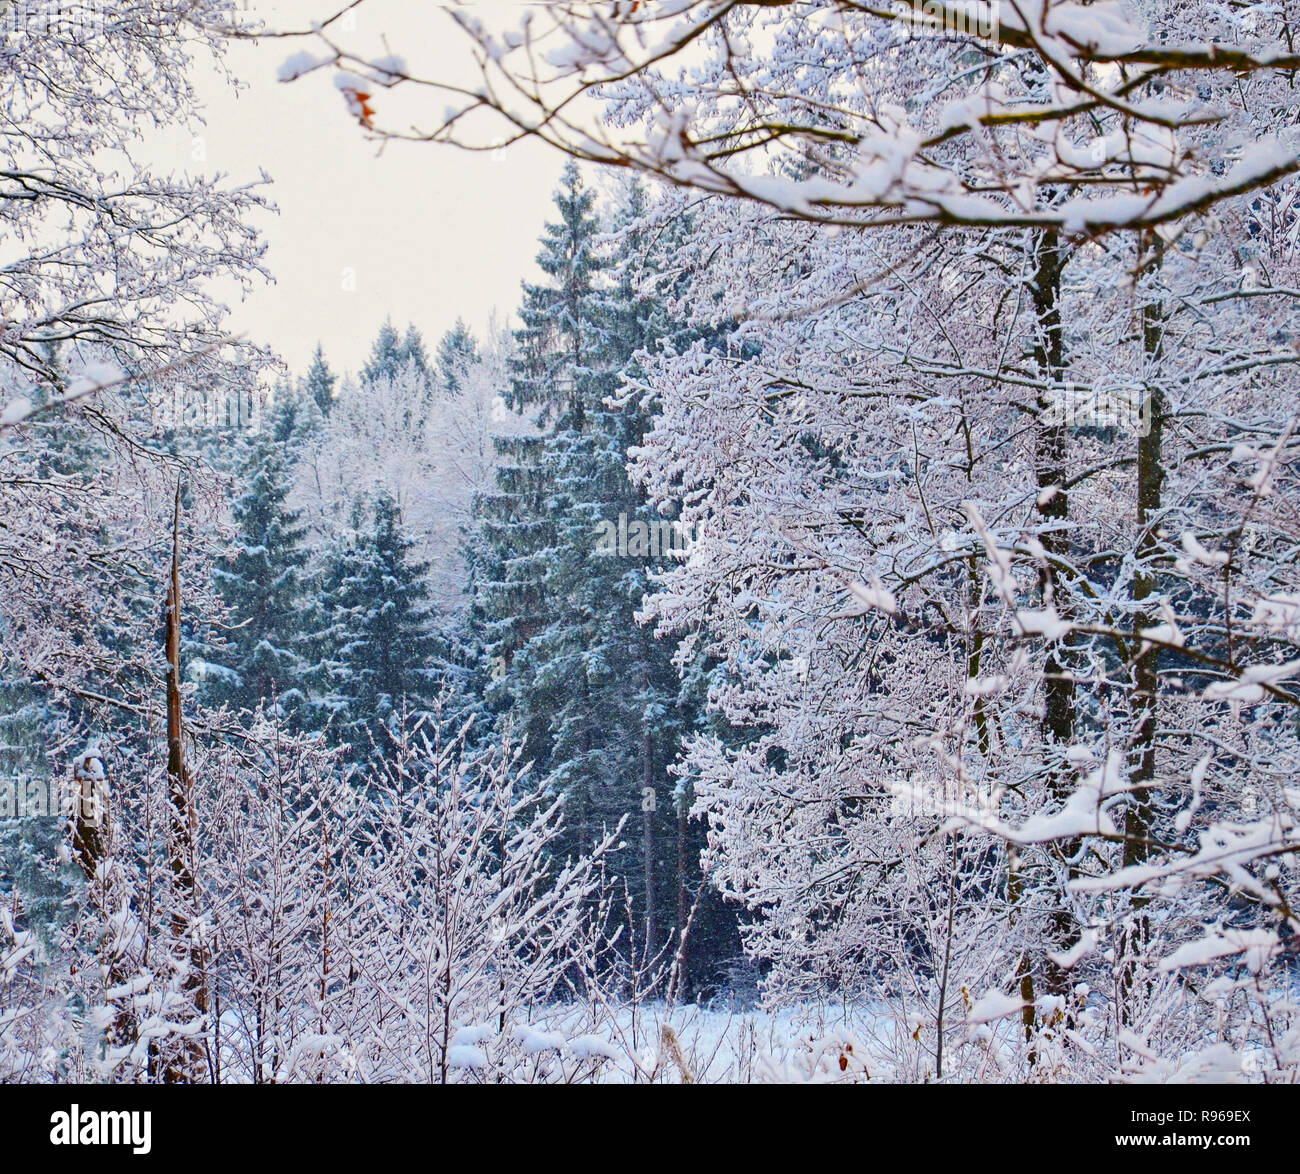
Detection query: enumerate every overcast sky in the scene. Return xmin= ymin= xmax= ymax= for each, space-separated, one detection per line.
xmin=146 ymin=1 xmax=567 ymax=379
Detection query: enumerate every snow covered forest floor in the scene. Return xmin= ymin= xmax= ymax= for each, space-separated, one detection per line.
xmin=220 ymin=991 xmax=1299 ymax=1084
xmin=4 ymin=2 xmax=1300 ymax=1085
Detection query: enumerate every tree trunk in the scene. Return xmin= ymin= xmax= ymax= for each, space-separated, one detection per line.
xmin=1030 ymin=229 xmax=1078 ymax=1003
xmin=676 ymin=797 xmax=689 ymax=1000
xmin=162 ymin=481 xmax=209 ymax=1083
xmin=1120 ymin=231 xmax=1166 ymax=1014
xmin=69 ymin=750 xmax=137 ymax=1055
xmin=641 ymin=729 xmax=656 ymax=962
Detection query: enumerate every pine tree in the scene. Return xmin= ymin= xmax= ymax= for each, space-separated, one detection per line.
xmin=360 ymin=320 xmax=434 ymax=434
xmin=401 ymin=324 xmax=430 ymax=380
xmin=0 ymin=677 xmax=73 ymax=959
xmin=265 ymin=375 xmax=323 ymax=451
xmin=303 ymin=344 xmax=336 ymax=416
xmin=361 ymin=319 xmax=405 ymax=384
xmin=310 ymin=493 xmax=441 ymax=760
xmin=508 ymin=162 xmax=605 ymax=425
xmin=469 ymin=168 xmax=722 ymax=978
xmin=362 ymin=319 xmax=429 ymax=384
xmin=435 ymin=318 xmax=479 ymax=395
xmin=205 ymin=396 xmax=310 ymax=716
xmin=471 ymin=162 xmax=607 ymax=774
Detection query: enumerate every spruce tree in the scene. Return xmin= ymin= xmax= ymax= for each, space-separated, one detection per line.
xmin=472 ymin=161 xmax=606 ymax=774
xmin=362 ymin=319 xmax=405 ymax=384
xmin=362 ymin=319 xmax=429 ymax=384
xmin=310 ymin=493 xmax=440 ymax=760
xmin=401 ymin=324 xmax=430 ymax=380
xmin=469 ymin=167 xmax=717 ymax=975
xmin=435 ymin=318 xmax=479 ymax=395
xmin=205 ymin=395 xmax=310 ymax=716
xmin=303 ymin=344 xmax=336 ymax=416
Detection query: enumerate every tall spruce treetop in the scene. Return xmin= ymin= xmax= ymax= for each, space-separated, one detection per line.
xmin=509 ymin=160 xmax=606 ymax=428
xmin=401 ymin=325 xmax=430 ymax=380
xmin=362 ymin=319 xmax=430 ymax=384
xmin=435 ymin=319 xmax=479 ymax=396
xmin=474 ymin=162 xmax=609 ymax=729
xmin=303 ymin=344 xmax=337 ymax=415
xmin=362 ymin=319 xmax=404 ymax=383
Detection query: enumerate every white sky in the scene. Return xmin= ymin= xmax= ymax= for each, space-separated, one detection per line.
xmin=146 ymin=1 xmax=567 ymax=379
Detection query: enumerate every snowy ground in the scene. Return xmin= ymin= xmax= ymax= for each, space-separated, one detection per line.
xmin=436 ymin=1000 xmax=919 ymax=1084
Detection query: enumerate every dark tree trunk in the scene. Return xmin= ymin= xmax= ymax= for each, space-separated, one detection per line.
xmin=1120 ymin=231 xmax=1167 ymax=1014
xmin=1030 ymin=229 xmax=1078 ymax=1003
xmin=641 ymin=729 xmax=656 ymax=961
xmin=162 ymin=482 xmax=209 ymax=1083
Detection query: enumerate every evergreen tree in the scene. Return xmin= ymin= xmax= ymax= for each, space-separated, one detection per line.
xmin=360 ymin=320 xmax=434 ymax=433
xmin=361 ymin=319 xmax=405 ymax=384
xmin=401 ymin=324 xmax=430 ymax=380
xmin=468 ymin=168 xmax=730 ymax=984
xmin=435 ymin=318 xmax=479 ymax=395
xmin=0 ymin=678 xmax=74 ymax=957
xmin=303 ymin=343 xmax=337 ymax=415
xmin=362 ymin=319 xmax=430 ymax=384
xmin=205 ymin=396 xmax=310 ymax=715
xmin=472 ymin=162 xmax=607 ymax=770
xmin=273 ymin=375 xmax=326 ymax=453
xmin=508 ymin=161 xmax=605 ymax=426
xmin=310 ymin=493 xmax=440 ymax=760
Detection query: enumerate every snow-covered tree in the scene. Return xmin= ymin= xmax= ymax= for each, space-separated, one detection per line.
xmin=303 ymin=344 xmax=338 ymax=416
xmin=204 ymin=398 xmax=312 ymax=717
xmin=436 ymin=319 xmax=480 ymax=397
xmin=342 ymin=705 xmax=622 ymax=1083
xmin=0 ymin=1 xmax=270 ymax=722
xmin=307 ymin=494 xmax=443 ymax=761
